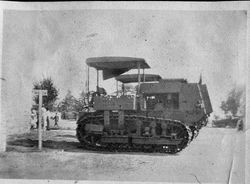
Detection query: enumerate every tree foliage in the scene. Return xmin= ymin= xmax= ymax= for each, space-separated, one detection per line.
xmin=220 ymin=86 xmax=245 ymax=117
xmin=73 ymin=90 xmax=89 ymax=112
xmin=58 ymin=89 xmax=88 ymax=113
xmin=33 ymin=77 xmax=59 ymax=110
xmin=58 ymin=90 xmax=76 ymax=112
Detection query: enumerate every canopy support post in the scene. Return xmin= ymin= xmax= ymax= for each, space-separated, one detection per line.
xmin=96 ymin=69 xmax=99 ymax=92
xmin=116 ymin=80 xmax=118 ymax=96
xmin=143 ymin=68 xmax=145 ymax=82
xmin=87 ymin=66 xmax=90 ymax=112
xmin=137 ymin=62 xmax=141 ymax=93
xmin=122 ymin=83 xmax=125 ymax=95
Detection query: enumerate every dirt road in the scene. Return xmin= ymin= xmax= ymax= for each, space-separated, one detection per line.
xmin=0 ymin=122 xmax=245 ymax=183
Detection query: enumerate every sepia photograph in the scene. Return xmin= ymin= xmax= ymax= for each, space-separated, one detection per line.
xmin=0 ymin=1 xmax=249 ymax=184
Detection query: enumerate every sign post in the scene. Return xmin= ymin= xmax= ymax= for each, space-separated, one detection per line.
xmin=33 ymin=90 xmax=47 ymax=151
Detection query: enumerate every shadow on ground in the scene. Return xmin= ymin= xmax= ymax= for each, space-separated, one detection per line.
xmin=8 ymin=139 xmax=80 ymax=151
xmin=6 ymin=132 xmax=179 ymax=157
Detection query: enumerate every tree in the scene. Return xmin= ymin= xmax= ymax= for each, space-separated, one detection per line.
xmin=220 ymin=86 xmax=245 ymax=117
xmin=58 ymin=89 xmax=96 ymax=113
xmin=58 ymin=90 xmax=76 ymax=112
xmin=73 ymin=90 xmax=89 ymax=112
xmin=33 ymin=77 xmax=59 ymax=110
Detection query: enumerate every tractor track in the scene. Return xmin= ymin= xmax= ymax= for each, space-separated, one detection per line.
xmin=76 ymin=113 xmax=195 ymax=154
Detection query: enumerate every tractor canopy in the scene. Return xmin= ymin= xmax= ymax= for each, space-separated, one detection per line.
xmin=86 ymin=57 xmax=150 ymax=80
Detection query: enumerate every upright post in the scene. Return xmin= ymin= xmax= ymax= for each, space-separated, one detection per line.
xmin=38 ymin=91 xmax=42 ymax=150
xmin=143 ymin=68 xmax=145 ymax=82
xmin=87 ymin=66 xmax=90 ymax=112
xmin=96 ymin=69 xmax=99 ymax=92
xmin=116 ymin=80 xmax=118 ymax=96
xmin=122 ymin=83 xmax=125 ymax=95
xmin=33 ymin=89 xmax=47 ymax=151
xmin=137 ymin=62 xmax=141 ymax=93
xmin=87 ymin=66 xmax=90 ymax=96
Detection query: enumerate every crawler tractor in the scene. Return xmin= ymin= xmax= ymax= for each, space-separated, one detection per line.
xmin=76 ymin=57 xmax=213 ymax=153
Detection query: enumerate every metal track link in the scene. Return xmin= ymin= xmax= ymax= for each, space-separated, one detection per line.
xmin=76 ymin=113 xmax=193 ymax=154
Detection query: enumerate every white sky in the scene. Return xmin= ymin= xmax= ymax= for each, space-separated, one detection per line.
xmin=2 ymin=10 xmax=247 ymax=116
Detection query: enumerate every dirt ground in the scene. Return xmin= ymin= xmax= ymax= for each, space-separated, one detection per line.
xmin=0 ymin=120 xmax=246 ymax=183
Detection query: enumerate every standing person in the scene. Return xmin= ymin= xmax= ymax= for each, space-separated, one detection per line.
xmin=46 ymin=110 xmax=51 ymax=131
xmin=41 ymin=106 xmax=47 ymax=131
xmin=30 ymin=109 xmax=37 ymax=129
xmin=54 ymin=112 xmax=59 ymax=128
xmin=237 ymin=119 xmax=244 ymax=131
